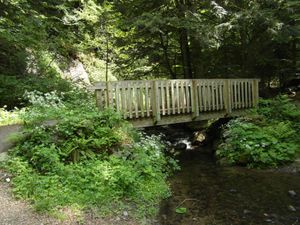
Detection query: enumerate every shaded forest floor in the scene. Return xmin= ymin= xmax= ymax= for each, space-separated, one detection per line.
xmin=0 ymin=171 xmax=139 ymax=225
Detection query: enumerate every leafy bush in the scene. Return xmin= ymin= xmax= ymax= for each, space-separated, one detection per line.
xmin=0 ymin=75 xmax=73 ymax=109
xmin=5 ymin=101 xmax=178 ymax=219
xmin=217 ymin=95 xmax=300 ymax=168
xmin=0 ymin=106 xmax=24 ymax=126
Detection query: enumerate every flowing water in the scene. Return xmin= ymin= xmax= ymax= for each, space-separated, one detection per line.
xmin=149 ymin=126 xmax=300 ymax=225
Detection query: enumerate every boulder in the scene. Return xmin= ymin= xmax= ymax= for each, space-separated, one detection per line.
xmin=64 ymin=59 xmax=90 ymax=85
xmin=192 ymin=131 xmax=206 ymax=145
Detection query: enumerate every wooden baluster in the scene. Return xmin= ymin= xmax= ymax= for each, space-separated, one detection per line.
xmin=216 ymin=82 xmax=220 ymax=111
xmin=244 ymin=81 xmax=248 ymax=108
xmin=161 ymin=81 xmax=166 ymax=116
xmin=140 ymin=83 xmax=145 ymax=118
xmin=233 ymin=81 xmax=237 ymax=109
xmin=198 ymin=82 xmax=203 ymax=112
xmin=166 ymin=81 xmax=171 ymax=115
xmin=224 ymin=79 xmax=232 ymax=114
xmin=203 ymin=82 xmax=207 ymax=111
xmin=115 ymin=83 xmax=120 ymax=112
xmin=186 ymin=81 xmax=190 ymax=113
xmin=180 ymin=81 xmax=185 ymax=113
xmin=239 ymin=81 xmax=242 ymax=109
xmin=253 ymin=79 xmax=259 ymax=107
xmin=145 ymin=82 xmax=150 ymax=117
xmin=241 ymin=81 xmax=245 ymax=108
xmin=176 ymin=81 xmax=180 ymax=114
xmin=192 ymin=80 xmax=199 ymax=118
xmin=250 ymin=80 xmax=254 ymax=107
xmin=95 ymin=90 xmax=102 ymax=110
xmin=207 ymin=82 xmax=212 ymax=111
xmin=128 ymin=82 xmax=133 ymax=119
xmin=220 ymin=82 xmax=224 ymax=110
xmin=121 ymin=82 xmax=127 ymax=119
xmin=171 ymin=81 xmax=176 ymax=114
xmin=152 ymin=80 xmax=161 ymax=123
xmin=212 ymin=81 xmax=216 ymax=111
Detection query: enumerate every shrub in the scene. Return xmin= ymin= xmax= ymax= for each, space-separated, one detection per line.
xmin=0 ymin=75 xmax=73 ymax=109
xmin=5 ymin=105 xmax=178 ymax=219
xmin=216 ymin=118 xmax=298 ymax=168
xmin=217 ymin=95 xmax=300 ymax=168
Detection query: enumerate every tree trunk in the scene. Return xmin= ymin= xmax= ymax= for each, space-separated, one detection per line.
xmin=175 ymin=0 xmax=193 ymax=79
xmin=159 ymin=33 xmax=177 ymax=79
xmin=179 ymin=28 xmax=193 ymax=78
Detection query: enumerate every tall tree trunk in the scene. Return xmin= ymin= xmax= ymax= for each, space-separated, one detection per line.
xmin=175 ymin=0 xmax=193 ymax=79
xmin=179 ymin=28 xmax=193 ymax=78
xmin=159 ymin=33 xmax=176 ymax=79
xmin=190 ymin=36 xmax=203 ymax=78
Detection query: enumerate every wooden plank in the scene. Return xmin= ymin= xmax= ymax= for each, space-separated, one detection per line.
xmin=121 ymin=83 xmax=127 ymax=119
xmin=241 ymin=81 xmax=245 ymax=108
xmin=212 ymin=81 xmax=216 ymax=111
xmin=176 ymin=81 xmax=180 ymax=114
xmin=152 ymin=80 xmax=161 ymax=123
xmin=244 ymin=81 xmax=248 ymax=108
xmin=207 ymin=82 xmax=211 ymax=111
xmin=253 ymin=79 xmax=259 ymax=107
xmin=166 ymin=81 xmax=171 ymax=115
xmin=128 ymin=82 xmax=133 ymax=119
xmin=115 ymin=84 xmax=120 ymax=112
xmin=130 ymin=110 xmax=248 ymax=128
xmin=233 ymin=81 xmax=237 ymax=109
xmin=220 ymin=82 xmax=224 ymax=110
xmin=180 ymin=81 xmax=185 ymax=113
xmin=171 ymin=81 xmax=176 ymax=114
xmin=251 ymin=81 xmax=254 ymax=107
xmin=198 ymin=82 xmax=202 ymax=112
xmin=203 ymin=82 xmax=207 ymax=111
xmin=140 ymin=84 xmax=145 ymax=118
xmin=145 ymin=82 xmax=150 ymax=117
xmin=186 ymin=81 xmax=190 ymax=113
xmin=108 ymin=83 xmax=114 ymax=107
xmin=192 ymin=80 xmax=199 ymax=118
xmin=223 ymin=79 xmax=232 ymax=114
xmin=161 ymin=81 xmax=166 ymax=116
xmin=216 ymin=82 xmax=220 ymax=111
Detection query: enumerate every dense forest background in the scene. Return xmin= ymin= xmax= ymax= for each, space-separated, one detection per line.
xmin=1 ymin=0 xmax=299 ymax=108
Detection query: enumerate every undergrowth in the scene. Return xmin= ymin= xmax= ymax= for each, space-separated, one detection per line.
xmin=217 ymin=95 xmax=300 ymax=168
xmin=3 ymin=90 xmax=179 ymax=221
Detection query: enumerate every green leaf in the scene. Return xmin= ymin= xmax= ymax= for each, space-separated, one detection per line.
xmin=175 ymin=207 xmax=187 ymax=214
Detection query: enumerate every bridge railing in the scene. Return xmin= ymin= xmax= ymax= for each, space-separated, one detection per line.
xmin=93 ymin=79 xmax=259 ymax=125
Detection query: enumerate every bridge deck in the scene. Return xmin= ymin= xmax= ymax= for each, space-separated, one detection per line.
xmin=93 ymin=79 xmax=260 ymax=127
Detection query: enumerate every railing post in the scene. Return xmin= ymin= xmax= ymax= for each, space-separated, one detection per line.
xmin=95 ymin=90 xmax=102 ymax=110
xmin=224 ymin=79 xmax=232 ymax=114
xmin=253 ymin=79 xmax=259 ymax=107
xmin=152 ymin=80 xmax=161 ymax=124
xmin=192 ymin=80 xmax=199 ymax=118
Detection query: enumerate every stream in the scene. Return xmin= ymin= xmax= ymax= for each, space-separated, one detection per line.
xmin=146 ymin=125 xmax=300 ymax=225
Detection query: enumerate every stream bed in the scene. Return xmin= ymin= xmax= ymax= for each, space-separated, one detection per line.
xmin=148 ymin=126 xmax=300 ymax=225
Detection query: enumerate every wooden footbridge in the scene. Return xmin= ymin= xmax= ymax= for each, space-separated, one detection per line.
xmin=93 ymin=79 xmax=260 ymax=127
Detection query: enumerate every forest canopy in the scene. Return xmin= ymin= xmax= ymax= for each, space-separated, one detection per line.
xmin=0 ymin=0 xmax=299 ymax=93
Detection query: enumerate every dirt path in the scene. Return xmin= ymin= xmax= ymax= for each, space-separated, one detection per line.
xmin=0 ymin=178 xmax=60 ymax=225
xmin=0 ymin=171 xmax=142 ymax=225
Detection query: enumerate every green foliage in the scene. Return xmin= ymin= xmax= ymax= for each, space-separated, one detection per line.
xmin=2 ymin=0 xmax=298 ymax=83
xmin=5 ymin=97 xmax=178 ymax=219
xmin=217 ymin=96 xmax=300 ymax=168
xmin=175 ymin=207 xmax=187 ymax=214
xmin=0 ymin=75 xmax=72 ymax=109
xmin=256 ymin=95 xmax=300 ymax=123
